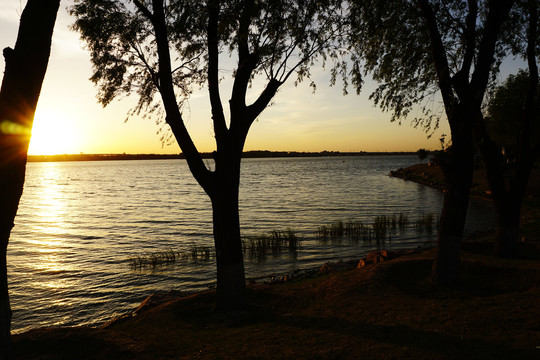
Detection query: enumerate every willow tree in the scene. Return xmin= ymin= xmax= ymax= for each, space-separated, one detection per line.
xmin=0 ymin=0 xmax=60 ymax=356
xmin=71 ymin=0 xmax=346 ymax=310
xmin=349 ymin=0 xmax=517 ymax=284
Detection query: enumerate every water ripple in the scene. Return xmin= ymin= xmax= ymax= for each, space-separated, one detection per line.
xmin=8 ymin=156 xmax=494 ymax=334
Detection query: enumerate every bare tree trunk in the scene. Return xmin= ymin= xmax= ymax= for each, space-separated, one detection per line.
xmin=210 ymin=149 xmax=246 ymax=311
xmin=0 ymin=0 xmax=59 ymax=357
xmin=211 ymin=193 xmax=246 ymax=311
xmin=494 ymin=196 xmax=522 ymax=257
xmin=477 ymin=138 xmax=536 ymax=258
xmin=432 ymin=129 xmax=475 ymax=285
xmin=476 ymin=129 xmax=529 ymax=258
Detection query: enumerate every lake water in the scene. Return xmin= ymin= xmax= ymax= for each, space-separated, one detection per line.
xmin=8 ymin=155 xmax=494 ymax=334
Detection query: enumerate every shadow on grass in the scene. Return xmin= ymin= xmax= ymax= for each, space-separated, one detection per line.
xmin=276 ymin=314 xmax=539 ymax=360
xmin=381 ymin=258 xmax=540 ymax=298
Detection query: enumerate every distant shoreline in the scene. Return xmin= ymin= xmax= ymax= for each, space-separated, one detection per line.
xmin=27 ymin=151 xmax=416 ymax=162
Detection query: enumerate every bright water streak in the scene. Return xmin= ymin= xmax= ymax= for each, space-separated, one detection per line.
xmin=8 ymin=156 xmax=494 ymax=333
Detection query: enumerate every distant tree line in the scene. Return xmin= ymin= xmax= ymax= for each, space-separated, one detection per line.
xmin=26 ymin=151 xmax=417 ymax=162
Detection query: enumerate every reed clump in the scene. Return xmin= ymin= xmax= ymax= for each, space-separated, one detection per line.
xmin=319 ymin=220 xmax=373 ymax=242
xmin=316 ymin=212 xmax=436 ymax=242
xmin=129 ymin=245 xmax=213 ymax=270
xmin=415 ymin=214 xmax=436 ymax=232
xmin=317 ymin=221 xmax=345 ymax=239
xmin=344 ymin=220 xmax=372 ymax=240
xmin=397 ymin=213 xmax=409 ymax=229
xmin=372 ymin=216 xmax=388 ymax=240
xmin=130 ymin=229 xmax=302 ymax=270
xmin=242 ymin=229 xmax=301 ymax=259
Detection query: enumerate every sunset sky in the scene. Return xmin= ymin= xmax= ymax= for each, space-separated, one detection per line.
xmin=1 ymin=1 xmax=525 ymax=156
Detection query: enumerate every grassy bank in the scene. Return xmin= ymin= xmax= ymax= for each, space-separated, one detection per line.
xmin=12 ymin=248 xmax=540 ymax=359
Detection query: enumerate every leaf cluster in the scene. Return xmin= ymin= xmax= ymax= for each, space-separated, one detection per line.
xmin=210 ymin=0 xmax=350 ymax=84
xmin=70 ymin=0 xmax=349 ymax=129
xmin=485 ymin=70 xmax=540 ymax=153
xmin=70 ymin=0 xmax=206 ymax=124
xmin=349 ymin=0 xmax=436 ymax=123
xmin=348 ymin=0 xmax=532 ymax=135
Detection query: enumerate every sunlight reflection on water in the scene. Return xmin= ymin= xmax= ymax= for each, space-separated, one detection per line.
xmin=8 ymin=155 xmax=494 ymax=334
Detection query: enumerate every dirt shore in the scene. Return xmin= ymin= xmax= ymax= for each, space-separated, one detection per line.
xmin=10 ymin=163 xmax=540 ymax=360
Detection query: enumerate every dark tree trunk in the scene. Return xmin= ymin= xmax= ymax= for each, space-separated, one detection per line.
xmin=0 ymin=0 xmax=59 ymax=357
xmin=211 ymin=186 xmax=246 ymax=311
xmin=432 ymin=127 xmax=475 ymax=285
xmin=492 ymin=0 xmax=539 ymax=258
xmin=493 ymin=195 xmax=522 ymax=257
xmin=476 ymin=129 xmax=524 ymax=258
xmin=209 ymin=147 xmax=246 ymax=311
xmin=479 ymin=140 xmax=535 ymax=258
xmin=419 ymin=0 xmax=515 ymax=284
xmin=476 ymin=0 xmax=538 ymax=259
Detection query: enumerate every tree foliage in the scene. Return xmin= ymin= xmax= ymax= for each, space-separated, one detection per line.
xmin=349 ymin=1 xmax=434 ymax=123
xmin=485 ymin=70 xmax=540 ymax=159
xmin=349 ymin=0 xmax=524 ymax=135
xmin=416 ymin=148 xmax=430 ymax=161
xmin=71 ymin=0 xmax=349 ymax=142
xmin=71 ymin=0 xmax=206 ymax=143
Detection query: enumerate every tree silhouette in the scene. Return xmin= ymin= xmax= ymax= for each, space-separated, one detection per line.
xmin=485 ymin=72 xmax=539 ymax=160
xmin=476 ymin=0 xmax=539 ymax=258
xmin=416 ymin=148 xmax=430 ymax=162
xmin=71 ymin=0 xmax=347 ymax=310
xmin=0 ymin=0 xmax=60 ymax=357
xmin=349 ymin=0 xmax=517 ymax=284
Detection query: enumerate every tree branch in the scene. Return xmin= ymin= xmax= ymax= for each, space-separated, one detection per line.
xmin=229 ymin=1 xmax=259 ymax=124
xmin=146 ymin=0 xmax=213 ymax=192
xmin=129 ymin=41 xmax=159 ymax=89
xmin=452 ymin=0 xmax=477 ymax=97
xmin=246 ymin=78 xmax=282 ymax=124
xmin=417 ymin=0 xmax=457 ymax=119
xmin=171 ymin=53 xmax=203 ymax=75
xmin=133 ymin=0 xmax=154 ymax=22
xmin=207 ymin=0 xmax=227 ymax=145
xmin=469 ymin=0 xmax=515 ymax=104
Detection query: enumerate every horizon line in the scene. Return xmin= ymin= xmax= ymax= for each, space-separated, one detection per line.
xmin=27 ymin=150 xmax=426 ymax=162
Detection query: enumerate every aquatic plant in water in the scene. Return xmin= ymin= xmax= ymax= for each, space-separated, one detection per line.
xmin=242 ymin=229 xmax=301 ymax=260
xmin=316 ymin=212 xmax=436 ymax=243
xmin=129 ymin=245 xmax=213 ymax=270
xmin=129 ymin=229 xmax=301 ymax=269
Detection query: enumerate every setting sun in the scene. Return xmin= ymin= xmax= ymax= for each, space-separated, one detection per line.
xmin=28 ymin=110 xmax=79 ymax=155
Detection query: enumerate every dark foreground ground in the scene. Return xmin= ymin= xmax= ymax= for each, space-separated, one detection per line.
xmin=11 ymin=163 xmax=540 ymax=360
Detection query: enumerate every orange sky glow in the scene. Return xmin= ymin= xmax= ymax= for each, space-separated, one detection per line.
xmin=1 ymin=1 xmax=525 ymax=156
